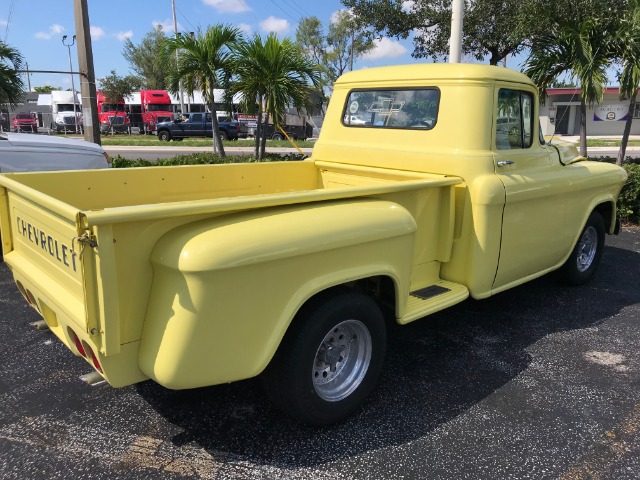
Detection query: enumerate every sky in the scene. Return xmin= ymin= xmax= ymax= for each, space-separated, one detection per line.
xmin=0 ymin=0 xmax=422 ymax=91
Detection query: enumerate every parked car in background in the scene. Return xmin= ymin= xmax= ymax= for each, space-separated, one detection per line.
xmin=0 ymin=132 xmax=111 ymax=172
xmin=13 ymin=113 xmax=38 ymax=133
xmin=343 ymin=114 xmax=367 ymax=125
xmin=155 ymin=112 xmax=239 ymax=141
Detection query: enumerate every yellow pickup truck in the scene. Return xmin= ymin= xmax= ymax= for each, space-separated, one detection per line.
xmin=0 ymin=64 xmax=627 ymax=426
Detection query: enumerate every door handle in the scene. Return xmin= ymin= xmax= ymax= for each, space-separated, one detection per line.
xmin=497 ymin=160 xmax=514 ymax=166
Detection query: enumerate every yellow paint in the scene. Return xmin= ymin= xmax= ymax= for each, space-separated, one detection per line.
xmin=0 ymin=63 xmax=627 ymax=389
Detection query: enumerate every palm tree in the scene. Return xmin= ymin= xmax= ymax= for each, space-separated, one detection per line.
xmin=524 ymin=19 xmax=612 ymax=157
xmin=615 ymin=1 xmax=640 ymax=165
xmin=230 ymin=34 xmax=321 ymax=159
xmin=0 ymin=41 xmax=25 ymax=107
xmin=166 ymin=25 xmax=240 ymax=157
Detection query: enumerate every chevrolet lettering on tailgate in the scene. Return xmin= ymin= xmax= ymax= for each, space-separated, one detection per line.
xmin=15 ymin=215 xmax=78 ymax=272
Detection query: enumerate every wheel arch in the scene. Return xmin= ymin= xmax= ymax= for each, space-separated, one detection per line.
xmin=257 ymin=271 xmax=399 ymax=376
xmin=593 ymin=200 xmax=617 ymax=234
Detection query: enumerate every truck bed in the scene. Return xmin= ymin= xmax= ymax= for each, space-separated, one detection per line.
xmin=0 ymin=160 xmax=460 ymax=387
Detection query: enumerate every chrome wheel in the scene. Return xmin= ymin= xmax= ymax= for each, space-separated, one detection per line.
xmin=576 ymin=225 xmax=598 ymax=272
xmin=312 ymin=319 xmax=372 ymax=402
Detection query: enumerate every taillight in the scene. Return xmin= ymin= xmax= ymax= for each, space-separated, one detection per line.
xmin=69 ymin=330 xmax=87 ymax=357
xmin=88 ymin=348 xmax=103 ymax=373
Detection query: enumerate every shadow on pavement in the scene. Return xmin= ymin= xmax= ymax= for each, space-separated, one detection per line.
xmin=136 ymin=242 xmax=640 ymax=469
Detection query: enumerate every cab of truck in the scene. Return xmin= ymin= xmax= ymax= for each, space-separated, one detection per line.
xmin=96 ymin=91 xmax=129 ymax=134
xmin=140 ymin=90 xmax=174 ymax=133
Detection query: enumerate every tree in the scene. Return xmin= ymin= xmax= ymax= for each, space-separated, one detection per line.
xmin=34 ymin=85 xmax=61 ymax=93
xmin=326 ymin=11 xmax=374 ymax=80
xmin=341 ymin=0 xmax=534 ymax=65
xmin=615 ymin=0 xmax=640 ymax=165
xmin=98 ymin=70 xmax=143 ymax=134
xmin=0 ymin=41 xmax=25 ymax=107
xmin=166 ymin=25 xmax=240 ymax=157
xmin=231 ymin=34 xmax=321 ymax=159
xmin=296 ymin=14 xmax=372 ymax=92
xmin=524 ymin=0 xmax=628 ymax=156
xmin=122 ymin=26 xmax=173 ymax=90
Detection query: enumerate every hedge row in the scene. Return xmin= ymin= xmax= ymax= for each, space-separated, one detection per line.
xmin=111 ymin=153 xmax=640 ymax=224
xmin=589 ymin=157 xmax=640 ymax=223
xmin=110 ymin=152 xmax=307 ymax=168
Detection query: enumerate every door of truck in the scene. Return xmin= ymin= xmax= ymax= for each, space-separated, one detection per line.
xmin=492 ymin=87 xmax=567 ymax=289
xmin=185 ymin=113 xmax=205 ymax=137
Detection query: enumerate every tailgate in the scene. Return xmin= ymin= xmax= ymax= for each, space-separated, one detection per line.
xmin=0 ymin=180 xmax=147 ymax=387
xmin=1 ymin=189 xmax=87 ymax=329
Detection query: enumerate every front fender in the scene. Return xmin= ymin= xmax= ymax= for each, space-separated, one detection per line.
xmin=139 ymin=199 xmax=417 ymax=389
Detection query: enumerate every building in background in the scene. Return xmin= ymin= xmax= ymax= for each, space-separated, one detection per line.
xmin=539 ymin=87 xmax=640 ymax=136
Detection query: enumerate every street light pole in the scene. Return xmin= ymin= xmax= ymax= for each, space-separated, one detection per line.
xmin=62 ymin=34 xmax=80 ymax=134
xmin=171 ymin=0 xmax=186 ymax=115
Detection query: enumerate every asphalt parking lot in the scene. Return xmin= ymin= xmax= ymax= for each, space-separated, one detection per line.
xmin=1 ymin=228 xmax=639 ymax=480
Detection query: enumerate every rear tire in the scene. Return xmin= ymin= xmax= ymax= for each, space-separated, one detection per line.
xmin=262 ymin=288 xmax=386 ymax=426
xmin=558 ymin=211 xmax=605 ymax=285
xmin=220 ymin=131 xmax=228 ymax=141
xmin=272 ymin=133 xmax=283 ymax=140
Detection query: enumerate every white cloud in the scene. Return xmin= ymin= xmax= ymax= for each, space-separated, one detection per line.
xmin=203 ymin=0 xmax=251 ymax=13
xmin=260 ymin=16 xmax=289 ymax=35
xmin=115 ymin=31 xmax=133 ymax=41
xmin=237 ymin=23 xmax=253 ymax=35
xmin=402 ymin=1 xmax=415 ymax=13
xmin=90 ymin=26 xmax=106 ymax=40
xmin=35 ymin=24 xmax=65 ymax=40
xmin=363 ymin=37 xmax=408 ymax=60
xmin=0 ymin=19 xmax=7 ymax=26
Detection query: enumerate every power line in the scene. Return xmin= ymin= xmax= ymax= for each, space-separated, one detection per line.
xmin=267 ymin=0 xmax=299 ymax=24
xmin=279 ymin=0 xmax=306 ymax=19
xmin=175 ymin=5 xmax=197 ymax=32
xmin=286 ymin=0 xmax=307 ymax=17
xmin=4 ymin=0 xmax=14 ymax=42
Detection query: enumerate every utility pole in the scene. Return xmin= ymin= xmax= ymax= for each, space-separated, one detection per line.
xmin=172 ymin=0 xmax=186 ymax=115
xmin=449 ymin=0 xmax=464 ymax=63
xmin=25 ymin=62 xmax=32 ymax=91
xmin=73 ymin=0 xmax=100 ymax=144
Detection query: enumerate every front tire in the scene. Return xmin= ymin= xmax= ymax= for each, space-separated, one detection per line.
xmin=158 ymin=130 xmax=171 ymax=142
xmin=262 ymin=289 xmax=386 ymax=426
xmin=558 ymin=211 xmax=605 ymax=285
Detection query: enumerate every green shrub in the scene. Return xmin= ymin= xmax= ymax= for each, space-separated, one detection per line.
xmin=110 ymin=152 xmax=307 ymax=169
xmin=589 ymin=157 xmax=640 ymax=223
xmin=618 ymin=163 xmax=640 ymax=223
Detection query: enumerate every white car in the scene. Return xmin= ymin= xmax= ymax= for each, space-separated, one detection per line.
xmin=343 ymin=115 xmax=367 ymax=125
xmin=0 ymin=132 xmax=110 ymax=173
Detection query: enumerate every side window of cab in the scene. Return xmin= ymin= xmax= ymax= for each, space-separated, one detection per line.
xmin=496 ymin=89 xmax=534 ymax=150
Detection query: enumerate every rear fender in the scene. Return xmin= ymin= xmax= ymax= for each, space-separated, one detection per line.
xmin=138 ymin=199 xmax=416 ymax=389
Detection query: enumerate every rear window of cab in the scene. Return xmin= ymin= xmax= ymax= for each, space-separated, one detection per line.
xmin=342 ymin=88 xmax=440 ymax=130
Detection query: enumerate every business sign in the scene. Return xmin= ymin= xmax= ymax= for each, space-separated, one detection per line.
xmin=237 ymin=113 xmax=258 ymax=128
xmin=594 ymin=104 xmax=629 ymax=121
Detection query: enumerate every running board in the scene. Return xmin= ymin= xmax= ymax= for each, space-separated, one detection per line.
xmin=398 ymin=280 xmax=469 ymax=325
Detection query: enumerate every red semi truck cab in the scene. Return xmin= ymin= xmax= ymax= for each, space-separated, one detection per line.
xmin=140 ymin=90 xmax=174 ymax=133
xmin=96 ymin=91 xmax=130 ymax=133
